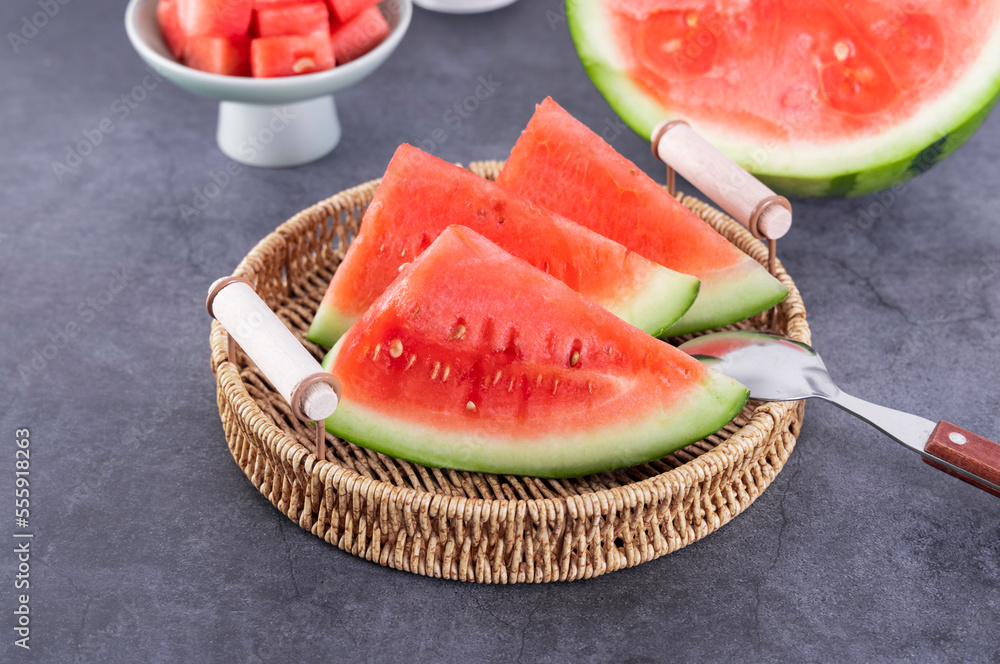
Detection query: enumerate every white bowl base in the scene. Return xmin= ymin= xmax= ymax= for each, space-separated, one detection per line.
xmin=216 ymin=96 xmax=341 ymax=168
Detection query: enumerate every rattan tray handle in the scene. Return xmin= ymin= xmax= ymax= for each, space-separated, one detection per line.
xmin=207 ymin=277 xmax=339 ymax=422
xmin=651 ymin=121 xmax=792 ymax=241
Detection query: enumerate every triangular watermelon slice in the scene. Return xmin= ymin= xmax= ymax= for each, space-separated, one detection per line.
xmin=307 ymin=144 xmax=701 ymax=347
xmin=495 ymin=98 xmax=788 ymax=336
xmin=322 ymin=226 xmax=749 ymax=478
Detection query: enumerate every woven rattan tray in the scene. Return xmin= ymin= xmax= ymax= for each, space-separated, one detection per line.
xmin=209 ymin=161 xmax=809 ymax=583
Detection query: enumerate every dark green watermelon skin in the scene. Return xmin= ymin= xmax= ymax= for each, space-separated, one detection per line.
xmin=757 ymin=92 xmax=1000 ymax=197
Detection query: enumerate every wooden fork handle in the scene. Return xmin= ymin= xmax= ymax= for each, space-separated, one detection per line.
xmin=923 ymin=421 xmax=1000 ymax=498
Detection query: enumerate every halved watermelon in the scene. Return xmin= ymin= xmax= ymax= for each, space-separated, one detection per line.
xmin=496 ymin=98 xmax=787 ymax=336
xmin=307 ymin=144 xmax=701 ymax=347
xmin=568 ymin=0 xmax=1000 ymax=197
xmin=322 ymin=226 xmax=749 ymax=478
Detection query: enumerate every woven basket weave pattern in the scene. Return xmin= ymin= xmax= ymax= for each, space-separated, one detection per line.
xmin=209 ymin=161 xmax=809 ymax=583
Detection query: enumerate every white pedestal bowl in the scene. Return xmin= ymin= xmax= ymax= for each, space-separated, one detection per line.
xmin=125 ymin=0 xmax=413 ymax=167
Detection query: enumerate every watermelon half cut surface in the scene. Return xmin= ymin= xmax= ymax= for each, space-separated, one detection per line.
xmin=321 ymin=226 xmax=749 ymax=478
xmin=307 ymin=144 xmax=701 ymax=347
xmin=496 ymin=98 xmax=787 ymax=336
xmin=568 ymin=0 xmax=1000 ymax=196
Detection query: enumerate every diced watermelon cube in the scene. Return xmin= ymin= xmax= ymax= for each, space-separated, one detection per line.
xmin=183 ymin=35 xmax=252 ymax=76
xmin=157 ymin=0 xmax=186 ymax=58
xmin=250 ymin=31 xmax=336 ymax=77
xmin=325 ymin=0 xmax=380 ymax=24
xmin=254 ymin=2 xmax=329 ymax=38
xmin=329 ymin=6 xmax=389 ymax=64
xmin=178 ymin=0 xmax=254 ymax=38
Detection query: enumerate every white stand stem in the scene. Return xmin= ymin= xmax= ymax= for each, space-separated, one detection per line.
xmin=209 ymin=280 xmax=339 ymax=421
xmin=653 ymin=123 xmax=792 ymax=240
xmin=216 ymin=96 xmax=341 ymax=168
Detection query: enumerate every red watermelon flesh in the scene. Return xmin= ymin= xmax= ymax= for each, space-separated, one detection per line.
xmin=250 ymin=31 xmax=335 ymax=77
xmin=157 ymin=0 xmax=186 ymax=58
xmin=325 ymin=0 xmax=380 ymax=24
xmin=254 ymin=1 xmax=329 ymax=38
xmin=307 ymin=144 xmax=701 ymax=347
xmin=601 ymin=0 xmax=994 ymax=143
xmin=183 ymin=35 xmax=252 ymax=76
xmin=322 ymin=226 xmax=749 ymax=478
xmin=329 ymin=6 xmax=391 ymax=64
xmin=177 ymin=0 xmax=254 ymax=38
xmin=158 ymin=0 xmax=392 ymax=76
xmin=495 ymin=98 xmax=788 ymax=336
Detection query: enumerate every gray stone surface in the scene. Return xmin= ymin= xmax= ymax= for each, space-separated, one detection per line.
xmin=2 ymin=1 xmax=999 ymax=662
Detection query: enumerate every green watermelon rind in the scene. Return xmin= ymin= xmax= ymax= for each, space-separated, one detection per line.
xmin=662 ymin=257 xmax=788 ymax=337
xmin=322 ymin=345 xmax=749 ymax=478
xmin=567 ymin=0 xmax=1000 ymax=197
xmin=307 ymin=300 xmax=354 ymax=347
xmin=611 ymin=266 xmax=700 ymax=338
xmin=578 ymin=266 xmax=701 ymax=339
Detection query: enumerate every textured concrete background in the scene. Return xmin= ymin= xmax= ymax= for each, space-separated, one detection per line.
xmin=2 ymin=1 xmax=999 ymax=662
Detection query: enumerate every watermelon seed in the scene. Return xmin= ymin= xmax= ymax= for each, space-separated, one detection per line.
xmin=536 ymin=374 xmax=542 ymax=388
xmin=508 ymin=378 xmax=514 ymax=392
xmin=493 ymin=370 xmax=502 ymax=386
xmin=399 ymin=248 xmax=406 ymax=257
xmin=570 ymin=350 xmax=580 ymax=367
xmin=466 ymin=401 xmax=476 ymax=412
xmin=588 ymin=382 xmax=594 ymax=394
xmin=552 ymin=380 xmax=559 ymax=395
xmin=834 ymin=41 xmax=851 ymax=62
xmin=405 ymin=355 xmax=416 ymax=371
xmin=450 ymin=324 xmax=467 ymax=340
xmin=372 ymin=343 xmax=381 ymax=360
xmin=389 ymin=339 xmax=403 ymax=358
xmin=293 ymin=58 xmax=316 ymax=74
xmin=431 ymin=362 xmax=440 ymax=380
xmin=398 ymin=262 xmax=410 ymax=272
xmin=442 ymin=365 xmax=451 ymax=382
